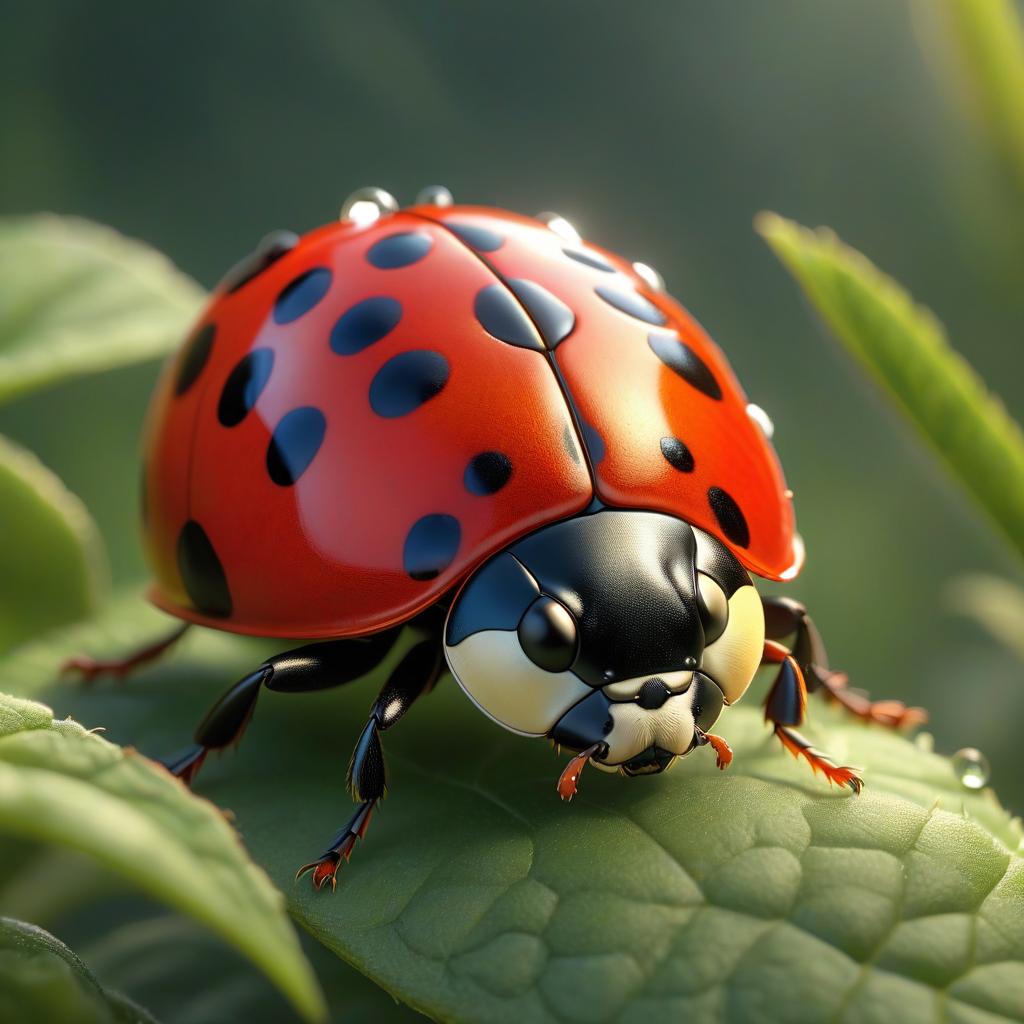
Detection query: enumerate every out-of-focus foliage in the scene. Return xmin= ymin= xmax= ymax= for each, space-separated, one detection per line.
xmin=4 ymin=603 xmax=1022 ymax=1023
xmin=948 ymin=573 xmax=1024 ymax=661
xmin=0 ymin=692 xmax=325 ymax=1023
xmin=0 ymin=216 xmax=203 ymax=406
xmin=0 ymin=434 xmax=107 ymax=653
xmin=0 ymin=917 xmax=156 ymax=1024
xmin=758 ymin=213 xmax=1024 ymax=564
xmin=915 ymin=0 xmax=1024 ymax=198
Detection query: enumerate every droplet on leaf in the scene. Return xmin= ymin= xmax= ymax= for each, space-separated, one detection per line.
xmin=952 ymin=747 xmax=990 ymax=789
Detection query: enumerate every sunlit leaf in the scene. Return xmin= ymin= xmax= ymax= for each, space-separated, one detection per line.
xmin=757 ymin=212 xmax=1024 ymax=562
xmin=4 ymin=600 xmax=1023 ymax=1023
xmin=0 ymin=215 xmax=204 ymax=405
xmin=0 ymin=691 xmax=325 ymax=1023
xmin=0 ymin=433 xmax=107 ymax=652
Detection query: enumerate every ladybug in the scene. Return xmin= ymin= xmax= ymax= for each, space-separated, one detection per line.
xmin=67 ymin=186 xmax=926 ymax=890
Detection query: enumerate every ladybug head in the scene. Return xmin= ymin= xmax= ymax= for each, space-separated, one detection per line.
xmin=444 ymin=509 xmax=765 ymax=776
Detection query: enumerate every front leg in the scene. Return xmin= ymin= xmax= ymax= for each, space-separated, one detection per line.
xmin=762 ymin=639 xmax=862 ymax=793
xmin=762 ymin=596 xmax=927 ymax=729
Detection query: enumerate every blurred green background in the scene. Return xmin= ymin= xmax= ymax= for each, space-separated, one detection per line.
xmin=1 ymin=0 xmax=1022 ymax=811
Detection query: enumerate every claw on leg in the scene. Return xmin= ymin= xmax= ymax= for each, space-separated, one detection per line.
xmin=557 ymin=743 xmax=604 ymax=801
xmin=296 ymin=801 xmax=376 ymax=891
xmin=774 ymin=724 xmax=863 ymax=793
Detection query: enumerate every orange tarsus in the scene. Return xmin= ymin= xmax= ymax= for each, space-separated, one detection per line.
xmin=821 ymin=674 xmax=928 ymax=730
xmin=557 ymin=743 xmax=602 ymax=801
xmin=703 ymin=732 xmax=733 ymax=770
xmin=774 ymin=725 xmax=863 ymax=794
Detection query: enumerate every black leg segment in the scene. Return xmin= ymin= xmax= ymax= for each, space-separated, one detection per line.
xmin=160 ymin=629 xmax=400 ymax=785
xmin=303 ymin=634 xmax=445 ymax=890
xmin=761 ymin=595 xmax=927 ymax=729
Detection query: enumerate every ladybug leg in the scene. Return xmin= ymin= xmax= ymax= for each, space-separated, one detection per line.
xmin=761 ymin=596 xmax=927 ymax=729
xmin=159 ymin=628 xmax=401 ymax=786
xmin=298 ymin=637 xmax=444 ymax=891
xmin=61 ymin=624 xmax=191 ymax=684
xmin=692 ymin=727 xmax=733 ymax=769
xmin=761 ymin=639 xmax=863 ymax=793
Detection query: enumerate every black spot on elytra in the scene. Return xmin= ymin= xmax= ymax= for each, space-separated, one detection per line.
xmin=563 ymin=247 xmax=615 ymax=272
xmin=370 ymin=350 xmax=449 ymax=417
xmin=447 ymin=221 xmax=504 ymax=252
xmin=404 ymin=514 xmax=461 ymax=581
xmin=177 ymin=520 xmax=232 ymax=617
xmin=474 ymin=284 xmax=543 ymax=350
xmin=266 ymin=407 xmax=326 ymax=486
xmin=660 ymin=436 xmax=695 ymax=473
xmin=219 ymin=230 xmax=299 ymax=293
xmin=595 ymin=284 xmax=667 ymax=326
xmin=708 ymin=486 xmax=750 ymax=547
xmin=366 ymin=231 xmax=433 ymax=269
xmin=218 ymin=348 xmax=274 ymax=427
xmin=330 ymin=297 xmax=402 ymax=355
xmin=175 ymin=323 xmax=216 ymax=396
xmin=273 ymin=268 xmax=332 ymax=325
xmin=648 ymin=333 xmax=722 ymax=400
xmin=580 ymin=418 xmax=606 ymax=464
xmin=508 ymin=279 xmax=575 ymax=348
xmin=464 ymin=451 xmax=513 ymax=495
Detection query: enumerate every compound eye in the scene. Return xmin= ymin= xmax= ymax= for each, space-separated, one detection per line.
xmin=518 ymin=596 xmax=579 ymax=672
xmin=696 ymin=572 xmax=729 ymax=645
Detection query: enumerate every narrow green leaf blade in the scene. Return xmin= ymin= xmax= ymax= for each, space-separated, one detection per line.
xmin=757 ymin=212 xmax=1024 ymax=561
xmin=0 ymin=692 xmax=326 ymax=1023
xmin=918 ymin=0 xmax=1024 ymax=197
xmin=0 ymin=215 xmax=204 ymax=405
xmin=0 ymin=916 xmax=158 ymax=1024
xmin=5 ymin=604 xmax=1022 ymax=1023
xmin=0 ymin=433 xmax=108 ymax=652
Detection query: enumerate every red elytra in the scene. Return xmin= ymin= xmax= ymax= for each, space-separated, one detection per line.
xmin=142 ymin=204 xmax=800 ymax=639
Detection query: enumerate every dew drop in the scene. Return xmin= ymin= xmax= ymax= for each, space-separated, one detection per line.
xmin=952 ymin=747 xmax=990 ymax=789
xmin=340 ymin=186 xmax=398 ymax=227
xmin=538 ymin=211 xmax=581 ymax=244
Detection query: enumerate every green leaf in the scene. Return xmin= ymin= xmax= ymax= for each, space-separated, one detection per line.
xmin=0 ymin=690 xmax=326 ymax=1023
xmin=757 ymin=212 xmax=1024 ymax=562
xmin=946 ymin=572 xmax=1024 ymax=661
xmin=0 ymin=434 xmax=108 ymax=652
xmin=0 ymin=916 xmax=157 ymax=1024
xmin=916 ymin=0 xmax=1024 ymax=198
xmin=80 ymin=914 xmax=423 ymax=1024
xmin=0 ymin=215 xmax=204 ymax=406
xmin=0 ymin=844 xmax=421 ymax=1024
xmin=4 ymin=600 xmax=1023 ymax=1023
